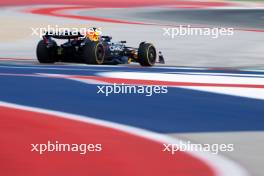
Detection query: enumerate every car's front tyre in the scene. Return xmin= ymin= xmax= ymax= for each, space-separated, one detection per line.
xmin=138 ymin=43 xmax=157 ymax=66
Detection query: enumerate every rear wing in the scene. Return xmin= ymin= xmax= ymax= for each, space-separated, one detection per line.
xmin=44 ymin=32 xmax=84 ymax=39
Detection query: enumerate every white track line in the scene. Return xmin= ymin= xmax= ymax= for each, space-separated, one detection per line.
xmin=98 ymin=71 xmax=264 ymax=85
xmin=161 ymin=72 xmax=264 ymax=78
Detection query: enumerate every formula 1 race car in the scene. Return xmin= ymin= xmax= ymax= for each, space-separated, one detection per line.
xmin=36 ymin=30 xmax=165 ymax=66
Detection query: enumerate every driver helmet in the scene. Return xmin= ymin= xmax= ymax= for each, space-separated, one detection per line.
xmin=86 ymin=27 xmax=100 ymax=42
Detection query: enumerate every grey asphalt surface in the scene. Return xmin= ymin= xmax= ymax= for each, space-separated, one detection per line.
xmin=79 ymin=8 xmax=264 ymax=29
xmin=142 ymin=9 xmax=264 ymax=29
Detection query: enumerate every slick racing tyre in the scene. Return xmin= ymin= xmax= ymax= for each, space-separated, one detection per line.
xmin=36 ymin=40 xmax=57 ymax=63
xmin=138 ymin=43 xmax=157 ymax=66
xmin=82 ymin=42 xmax=105 ymax=64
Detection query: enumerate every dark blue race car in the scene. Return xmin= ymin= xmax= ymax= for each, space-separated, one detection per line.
xmin=36 ymin=31 xmax=165 ymax=66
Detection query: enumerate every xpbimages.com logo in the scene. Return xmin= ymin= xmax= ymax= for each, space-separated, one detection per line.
xmin=163 ymin=141 xmax=234 ymax=155
xmin=30 ymin=25 xmax=102 ymax=38
xmin=163 ymin=26 xmax=234 ymax=39
xmin=30 ymin=141 xmax=102 ymax=155
xmin=97 ymin=83 xmax=168 ymax=96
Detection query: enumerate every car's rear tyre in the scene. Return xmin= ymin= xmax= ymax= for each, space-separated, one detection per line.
xmin=138 ymin=43 xmax=157 ymax=66
xmin=36 ymin=40 xmax=57 ymax=63
xmin=82 ymin=42 xmax=105 ymax=64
